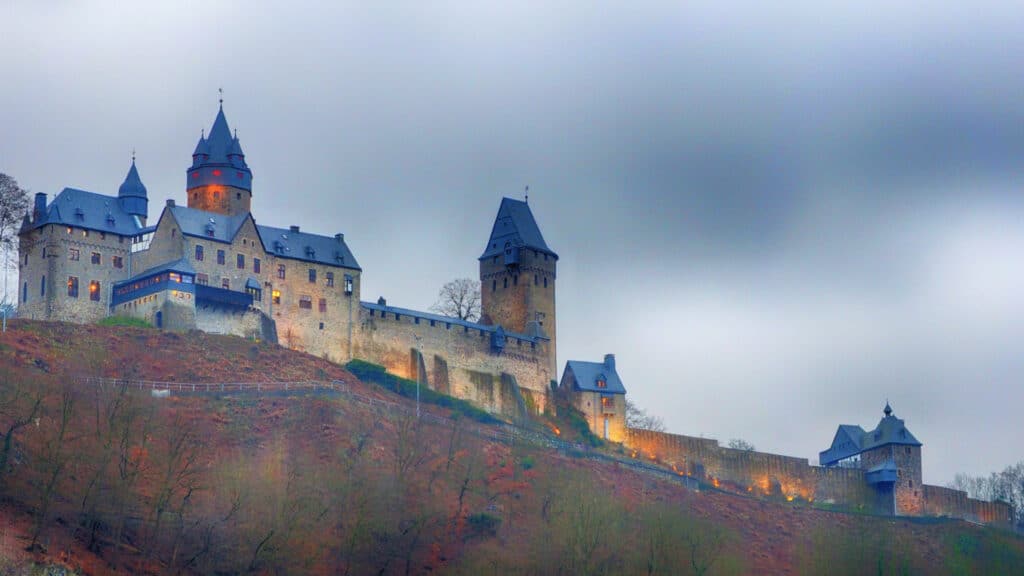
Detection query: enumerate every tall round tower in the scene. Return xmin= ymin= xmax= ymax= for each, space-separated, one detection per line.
xmin=186 ymin=103 xmax=253 ymax=215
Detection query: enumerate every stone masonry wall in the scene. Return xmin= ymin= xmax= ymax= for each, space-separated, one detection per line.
xmin=625 ymin=429 xmax=870 ymax=506
xmin=922 ymin=485 xmax=1013 ymax=526
xmin=18 ymin=224 xmax=133 ymax=322
xmin=479 ymin=248 xmax=556 ymax=375
xmin=862 ymin=444 xmax=924 ymax=516
xmin=353 ymin=307 xmax=553 ymax=417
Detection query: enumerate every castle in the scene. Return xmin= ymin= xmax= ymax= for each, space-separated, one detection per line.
xmin=17 ymin=103 xmax=557 ymax=416
xmin=15 ymin=103 xmax=1012 ymax=526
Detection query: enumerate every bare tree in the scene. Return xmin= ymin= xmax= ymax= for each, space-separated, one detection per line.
xmin=626 ymin=399 xmax=666 ymax=432
xmin=430 ymin=278 xmax=481 ymax=322
xmin=0 ymin=173 xmax=30 ymax=254
xmin=727 ymin=438 xmax=755 ymax=451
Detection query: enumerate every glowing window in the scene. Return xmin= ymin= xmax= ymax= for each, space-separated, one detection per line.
xmin=67 ymin=276 xmax=79 ymax=298
xmin=272 ymin=290 xmax=281 ymax=304
xmin=89 ymin=280 xmax=101 ymax=301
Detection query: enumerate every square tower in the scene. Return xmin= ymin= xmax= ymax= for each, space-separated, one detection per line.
xmin=479 ymin=198 xmax=558 ymax=374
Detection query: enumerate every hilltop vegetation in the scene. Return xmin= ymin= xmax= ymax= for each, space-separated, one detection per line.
xmin=0 ymin=320 xmax=1022 ymax=575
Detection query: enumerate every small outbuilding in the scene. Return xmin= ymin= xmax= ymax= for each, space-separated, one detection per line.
xmin=560 ymin=354 xmax=627 ymax=442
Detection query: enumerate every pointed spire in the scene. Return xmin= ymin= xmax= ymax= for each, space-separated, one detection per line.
xmin=883 ymin=401 xmax=893 ymax=417
xmin=118 ymin=157 xmax=149 ymax=219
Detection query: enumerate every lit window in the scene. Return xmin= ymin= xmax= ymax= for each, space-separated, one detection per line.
xmin=272 ymin=290 xmax=281 ymax=304
xmin=91 ymin=252 xmax=101 ymax=265
xmin=82 ymin=229 xmax=89 ymax=237
xmin=278 ymin=265 xmax=286 ymax=279
xmin=237 ymin=254 xmax=245 ymax=269
xmin=169 ymin=272 xmax=182 ymax=283
xmin=325 ymin=272 xmax=334 ymax=287
xmin=217 ymin=249 xmax=225 ymax=265
xmin=318 ymin=298 xmax=327 ymax=313
xmin=596 ymin=379 xmax=607 ymax=389
xmin=67 ymin=276 xmax=79 ymax=298
xmin=195 ymin=245 xmax=204 ymax=261
xmin=601 ymin=397 xmax=612 ymax=407
xmin=68 ymin=248 xmax=80 ymax=261
xmin=89 ymin=280 xmax=101 ymax=301
xmin=66 ymin=227 xmax=72 ymax=235
xmin=299 ymin=295 xmax=312 ymax=309
xmin=253 ymin=258 xmax=261 ymax=274
xmin=308 ymin=268 xmax=316 ymax=283
xmin=112 ymin=256 xmax=123 ymax=269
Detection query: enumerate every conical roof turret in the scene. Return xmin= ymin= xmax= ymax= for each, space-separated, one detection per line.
xmin=185 ymin=103 xmax=252 ymax=193
xmin=117 ymin=158 xmax=148 ymax=219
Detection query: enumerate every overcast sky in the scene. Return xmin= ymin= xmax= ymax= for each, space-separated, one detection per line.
xmin=2 ymin=1 xmax=1022 ymax=484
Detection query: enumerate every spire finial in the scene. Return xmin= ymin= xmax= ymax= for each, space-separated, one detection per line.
xmin=131 ymin=148 xmax=136 ymax=163
xmin=525 ymin=185 xmax=529 ymax=204
xmin=218 ymin=87 xmax=223 ymax=107
xmin=234 ymin=128 xmax=238 ymax=139
xmin=884 ymin=401 xmax=893 ymax=417
xmin=201 ymin=128 xmax=205 ymax=139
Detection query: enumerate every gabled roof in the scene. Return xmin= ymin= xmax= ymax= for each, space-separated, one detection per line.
xmin=26 ymin=187 xmax=144 ymax=236
xmin=564 ymin=359 xmax=626 ymax=394
xmin=256 ymin=225 xmax=361 ymax=270
xmin=480 ymin=197 xmax=557 ymax=260
xmin=167 ymin=205 xmax=251 ymax=244
xmin=820 ymin=405 xmax=922 ymax=466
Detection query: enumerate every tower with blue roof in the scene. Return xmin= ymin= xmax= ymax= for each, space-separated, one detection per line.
xmin=117 ymin=157 xmax=149 ymax=225
xmin=479 ymin=197 xmax=558 ymax=375
xmin=187 ymin=102 xmax=253 ymax=216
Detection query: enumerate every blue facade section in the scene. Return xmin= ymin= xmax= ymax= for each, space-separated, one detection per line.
xmin=195 ymin=284 xmax=253 ymax=308
xmin=112 ymin=271 xmax=195 ymax=307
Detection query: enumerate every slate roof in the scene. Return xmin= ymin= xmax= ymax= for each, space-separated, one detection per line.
xmin=167 ymin=205 xmax=251 ymax=244
xmin=117 ymin=160 xmax=148 ymax=200
xmin=26 ymin=187 xmax=145 ymax=236
xmin=819 ymin=405 xmax=922 ymax=466
xmin=480 ymin=197 xmax=557 ymax=260
xmin=360 ymin=301 xmax=542 ymax=342
xmin=565 ymin=359 xmax=627 ymax=394
xmin=257 ymin=224 xmax=361 ymax=270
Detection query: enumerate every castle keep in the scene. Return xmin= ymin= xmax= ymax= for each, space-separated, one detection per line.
xmin=17 ymin=104 xmax=556 ymax=415
xmin=16 ymin=104 xmax=1011 ymax=526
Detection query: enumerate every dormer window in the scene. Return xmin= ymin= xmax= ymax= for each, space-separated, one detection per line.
xmin=595 ymin=375 xmax=607 ymax=388
xmin=74 ymin=208 xmax=84 ymax=220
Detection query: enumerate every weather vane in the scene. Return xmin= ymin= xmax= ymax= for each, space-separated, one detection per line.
xmin=218 ymin=87 xmax=223 ymax=106
xmin=525 ymin=185 xmax=529 ymax=203
xmin=131 ymin=148 xmax=135 ymax=162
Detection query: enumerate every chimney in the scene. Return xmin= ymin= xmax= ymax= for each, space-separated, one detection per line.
xmin=377 ymin=296 xmax=386 ymax=306
xmin=290 ymin=225 xmax=300 ymax=233
xmin=33 ymin=193 xmax=47 ymax=222
xmin=604 ymin=354 xmax=616 ymax=370
xmin=166 ymin=199 xmax=175 ymax=207
xmin=335 ymin=233 xmax=344 ymax=243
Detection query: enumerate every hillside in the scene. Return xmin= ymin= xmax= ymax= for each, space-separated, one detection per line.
xmin=0 ymin=320 xmax=1022 ymax=575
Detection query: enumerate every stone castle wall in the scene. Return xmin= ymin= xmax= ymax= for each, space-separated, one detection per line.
xmin=352 ymin=307 xmax=553 ymax=418
xmin=626 ymin=428 xmax=870 ymax=508
xmin=18 ymin=224 xmax=133 ymax=323
xmin=922 ymin=485 xmax=1013 ymax=525
xmin=624 ymin=429 xmax=1009 ymax=525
